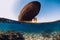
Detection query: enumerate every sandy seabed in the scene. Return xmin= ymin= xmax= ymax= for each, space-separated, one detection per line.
xmin=23 ymin=32 xmax=60 ymax=40
xmin=0 ymin=31 xmax=60 ymax=40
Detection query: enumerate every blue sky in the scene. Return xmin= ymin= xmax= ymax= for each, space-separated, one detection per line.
xmin=13 ymin=0 xmax=60 ymax=22
xmin=0 ymin=0 xmax=60 ymax=22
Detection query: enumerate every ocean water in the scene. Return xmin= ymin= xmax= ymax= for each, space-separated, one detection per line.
xmin=0 ymin=22 xmax=60 ymax=33
xmin=0 ymin=21 xmax=60 ymax=40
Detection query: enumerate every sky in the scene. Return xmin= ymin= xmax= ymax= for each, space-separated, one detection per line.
xmin=0 ymin=0 xmax=60 ymax=23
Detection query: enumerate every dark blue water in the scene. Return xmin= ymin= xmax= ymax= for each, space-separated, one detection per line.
xmin=0 ymin=21 xmax=60 ymax=33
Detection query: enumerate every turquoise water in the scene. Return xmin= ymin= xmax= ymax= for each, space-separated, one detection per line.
xmin=0 ymin=21 xmax=60 ymax=40
xmin=0 ymin=21 xmax=60 ymax=33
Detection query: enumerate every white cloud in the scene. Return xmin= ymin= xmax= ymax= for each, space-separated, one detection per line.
xmin=0 ymin=0 xmax=16 ymax=20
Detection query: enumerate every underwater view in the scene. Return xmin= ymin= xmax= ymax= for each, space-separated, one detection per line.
xmin=0 ymin=18 xmax=60 ymax=40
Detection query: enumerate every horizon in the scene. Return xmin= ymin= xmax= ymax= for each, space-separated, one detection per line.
xmin=0 ymin=0 xmax=60 ymax=23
